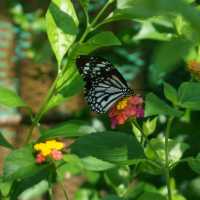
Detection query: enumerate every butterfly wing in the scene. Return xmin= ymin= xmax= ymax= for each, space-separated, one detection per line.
xmin=76 ymin=56 xmax=134 ymax=113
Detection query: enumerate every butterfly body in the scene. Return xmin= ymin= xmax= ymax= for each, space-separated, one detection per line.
xmin=76 ymin=56 xmax=134 ymax=113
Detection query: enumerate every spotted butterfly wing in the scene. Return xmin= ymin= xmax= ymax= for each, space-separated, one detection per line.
xmin=76 ymin=56 xmax=134 ymax=113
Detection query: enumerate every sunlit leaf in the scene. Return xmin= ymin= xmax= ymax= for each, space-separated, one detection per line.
xmin=111 ymin=0 xmax=200 ymax=36
xmin=0 ymin=179 xmax=12 ymax=197
xmin=0 ymin=132 xmax=14 ymax=150
xmin=46 ymin=0 xmax=79 ymax=66
xmin=74 ymin=189 xmax=99 ymax=200
xmin=143 ymin=117 xmax=158 ymax=136
xmin=0 ymin=86 xmax=27 ymax=108
xmin=145 ymin=137 xmax=189 ymax=167
xmin=134 ymin=21 xmax=173 ymax=41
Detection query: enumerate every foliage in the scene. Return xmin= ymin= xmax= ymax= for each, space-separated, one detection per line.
xmin=1 ymin=0 xmax=200 ymax=199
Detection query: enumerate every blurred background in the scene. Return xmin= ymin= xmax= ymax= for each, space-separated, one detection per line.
xmin=0 ymin=0 xmax=200 ymax=200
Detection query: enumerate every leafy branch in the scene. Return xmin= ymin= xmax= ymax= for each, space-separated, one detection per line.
xmin=25 ymin=0 xmax=116 ymax=144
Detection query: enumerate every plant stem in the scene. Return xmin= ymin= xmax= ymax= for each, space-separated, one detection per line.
xmin=47 ymin=188 xmax=53 ymax=200
xmin=60 ymin=182 xmax=69 ymax=200
xmin=25 ymin=75 xmax=60 ymax=144
xmin=79 ymin=0 xmax=114 ymax=43
xmin=91 ymin=0 xmax=114 ymax=27
xmin=165 ymin=117 xmax=174 ymax=200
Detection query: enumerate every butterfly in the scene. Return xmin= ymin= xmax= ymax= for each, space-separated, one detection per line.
xmin=76 ymin=55 xmax=134 ymax=113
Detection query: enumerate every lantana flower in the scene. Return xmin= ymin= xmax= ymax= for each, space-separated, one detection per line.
xmin=187 ymin=60 xmax=200 ymax=79
xmin=108 ymin=95 xmax=144 ymax=128
xmin=34 ymin=140 xmax=64 ymax=164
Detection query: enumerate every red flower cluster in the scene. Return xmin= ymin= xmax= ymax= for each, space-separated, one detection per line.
xmin=108 ymin=95 xmax=144 ymax=128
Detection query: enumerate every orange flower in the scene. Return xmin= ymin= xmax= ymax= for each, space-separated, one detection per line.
xmin=187 ymin=60 xmax=200 ymax=79
xmin=108 ymin=95 xmax=144 ymax=128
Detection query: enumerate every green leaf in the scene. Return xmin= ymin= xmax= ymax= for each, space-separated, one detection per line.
xmin=61 ymin=154 xmax=84 ymax=177
xmin=188 ymin=153 xmax=200 ymax=174
xmin=134 ymin=21 xmax=173 ymax=41
xmin=76 ymin=31 xmax=121 ymax=55
xmin=63 ymin=154 xmax=115 ymax=173
xmin=104 ymin=166 xmax=130 ymax=196
xmin=178 ymin=82 xmax=200 ymax=110
xmin=74 ymin=189 xmax=99 ymax=200
xmin=81 ymin=156 xmax=115 ymax=171
xmin=0 ymin=179 xmax=13 ymax=197
xmin=107 ymin=0 xmax=176 ymax=22
xmin=145 ymin=93 xmax=183 ymax=117
xmin=125 ymin=182 xmax=158 ymax=199
xmin=0 ymin=132 xmax=14 ymax=149
xmin=145 ymin=137 xmax=189 ymax=167
xmin=132 ymin=122 xmax=142 ymax=142
xmin=46 ymin=64 xmax=84 ymax=111
xmin=3 ymin=145 xmax=49 ymax=180
xmin=139 ymin=159 xmax=163 ymax=175
xmin=70 ymin=131 xmax=145 ymax=165
xmin=39 ymin=121 xmax=94 ymax=140
xmin=18 ymin=180 xmax=49 ymax=200
xmin=10 ymin=167 xmax=52 ymax=199
xmin=137 ymin=192 xmax=166 ymax=200
xmin=164 ymin=82 xmax=178 ymax=105
xmin=46 ymin=0 xmax=79 ymax=66
xmin=0 ymin=86 xmax=26 ymax=108
xmin=143 ymin=117 xmax=158 ymax=136
xmin=150 ymin=38 xmax=192 ymax=84
xmin=112 ymin=0 xmax=200 ymax=35
xmin=187 ymin=177 xmax=200 ymax=199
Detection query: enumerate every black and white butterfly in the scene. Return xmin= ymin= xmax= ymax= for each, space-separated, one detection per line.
xmin=76 ymin=56 xmax=134 ymax=113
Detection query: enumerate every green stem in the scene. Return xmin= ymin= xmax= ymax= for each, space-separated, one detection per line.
xmin=25 ymin=75 xmax=60 ymax=144
xmin=91 ymin=0 xmax=114 ymax=27
xmin=165 ymin=117 xmax=174 ymax=200
xmin=79 ymin=0 xmax=114 ymax=43
xmin=60 ymin=182 xmax=69 ymax=200
xmin=47 ymin=188 xmax=53 ymax=200
xmin=53 ymin=160 xmax=69 ymax=200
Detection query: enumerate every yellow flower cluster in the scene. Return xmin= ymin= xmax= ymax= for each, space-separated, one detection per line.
xmin=34 ymin=140 xmax=64 ymax=156
xmin=116 ymin=97 xmax=128 ymax=110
